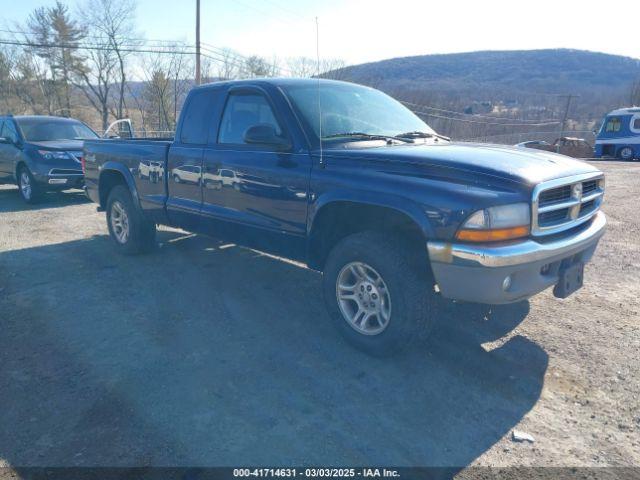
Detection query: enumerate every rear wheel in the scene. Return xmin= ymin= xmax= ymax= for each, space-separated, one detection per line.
xmin=618 ymin=147 xmax=635 ymax=161
xmin=322 ymin=231 xmax=434 ymax=356
xmin=106 ymin=185 xmax=156 ymax=254
xmin=17 ymin=166 xmax=41 ymax=204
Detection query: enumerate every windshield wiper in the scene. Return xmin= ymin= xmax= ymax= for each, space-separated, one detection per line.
xmin=396 ymin=131 xmax=451 ymax=141
xmin=322 ymin=132 xmax=414 ymax=144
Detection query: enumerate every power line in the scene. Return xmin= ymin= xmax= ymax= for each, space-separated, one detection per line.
xmin=0 ymin=38 xmax=197 ymax=55
xmin=401 ymin=100 xmax=561 ymax=125
xmin=410 ymin=109 xmax=562 ymax=127
xmin=200 ymin=43 xmax=294 ymax=74
xmin=1 ymin=27 xmax=308 ymax=76
xmin=0 ymin=28 xmax=191 ymax=46
xmin=0 ymin=37 xmax=282 ymax=73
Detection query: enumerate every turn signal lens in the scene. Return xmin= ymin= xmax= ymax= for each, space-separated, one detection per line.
xmin=456 ymin=225 xmax=530 ymax=242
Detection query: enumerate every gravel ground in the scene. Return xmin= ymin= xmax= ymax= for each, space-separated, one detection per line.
xmin=0 ymin=161 xmax=638 ymax=472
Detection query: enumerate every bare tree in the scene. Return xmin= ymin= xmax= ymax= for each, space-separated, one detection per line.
xmin=84 ymin=0 xmax=138 ymax=120
xmin=243 ymin=55 xmax=275 ymax=78
xmin=284 ymin=56 xmax=346 ymax=79
xmin=319 ymin=58 xmax=347 ymax=79
xmin=215 ymin=48 xmax=241 ymax=80
xmin=286 ymin=56 xmax=316 ymax=78
xmin=140 ymin=46 xmax=191 ymax=133
xmin=72 ymin=37 xmax=117 ymax=131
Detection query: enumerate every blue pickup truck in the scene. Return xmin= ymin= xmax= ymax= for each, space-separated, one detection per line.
xmin=83 ymin=79 xmax=606 ymax=355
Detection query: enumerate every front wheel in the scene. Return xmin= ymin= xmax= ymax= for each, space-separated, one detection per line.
xmin=106 ymin=185 xmax=156 ymax=255
xmin=17 ymin=166 xmax=42 ymax=204
xmin=322 ymin=231 xmax=434 ymax=356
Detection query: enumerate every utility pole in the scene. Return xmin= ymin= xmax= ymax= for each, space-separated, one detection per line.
xmin=195 ymin=0 xmax=201 ymax=85
xmin=558 ymin=94 xmax=579 ymax=153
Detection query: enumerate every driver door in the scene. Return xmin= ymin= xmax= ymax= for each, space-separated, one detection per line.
xmin=201 ymin=86 xmax=311 ymax=258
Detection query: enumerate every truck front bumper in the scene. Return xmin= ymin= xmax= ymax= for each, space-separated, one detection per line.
xmin=426 ymin=211 xmax=606 ymax=304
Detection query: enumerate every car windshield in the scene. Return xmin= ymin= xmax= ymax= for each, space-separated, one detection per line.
xmin=15 ymin=118 xmax=99 ymax=142
xmin=282 ymin=82 xmax=435 ymax=142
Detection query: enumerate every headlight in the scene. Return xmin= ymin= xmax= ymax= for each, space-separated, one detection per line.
xmin=456 ymin=203 xmax=530 ymax=242
xmin=38 ymin=150 xmax=71 ymax=160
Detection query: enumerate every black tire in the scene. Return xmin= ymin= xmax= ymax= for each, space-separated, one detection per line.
xmin=618 ymin=147 xmax=635 ymax=161
xmin=106 ymin=184 xmax=156 ymax=255
xmin=17 ymin=166 xmax=42 ymax=204
xmin=322 ymin=231 xmax=434 ymax=356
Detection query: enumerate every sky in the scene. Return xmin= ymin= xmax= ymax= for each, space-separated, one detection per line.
xmin=2 ymin=0 xmax=639 ymax=67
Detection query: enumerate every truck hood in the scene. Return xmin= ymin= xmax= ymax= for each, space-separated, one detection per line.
xmin=27 ymin=140 xmax=85 ymax=151
xmin=328 ymin=142 xmax=600 ymax=186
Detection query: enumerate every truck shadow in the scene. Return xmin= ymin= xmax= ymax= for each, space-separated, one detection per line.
xmin=0 ymin=186 xmax=90 ymax=213
xmin=0 ymin=230 xmax=546 ymax=471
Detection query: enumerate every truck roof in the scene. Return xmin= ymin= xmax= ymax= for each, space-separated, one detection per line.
xmin=1 ymin=115 xmax=87 ymax=124
xmin=11 ymin=115 xmax=84 ymax=122
xmin=193 ymin=77 xmax=359 ymax=91
xmin=606 ymin=107 xmax=640 ymax=116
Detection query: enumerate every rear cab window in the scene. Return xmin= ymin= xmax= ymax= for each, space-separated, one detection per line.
xmin=179 ymin=89 xmax=219 ymax=145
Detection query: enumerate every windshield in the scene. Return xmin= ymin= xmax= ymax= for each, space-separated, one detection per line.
xmin=15 ymin=118 xmax=99 ymax=142
xmin=282 ymin=82 xmax=434 ymax=142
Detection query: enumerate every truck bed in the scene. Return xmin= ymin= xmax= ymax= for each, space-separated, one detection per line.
xmin=83 ymin=138 xmax=172 ymax=218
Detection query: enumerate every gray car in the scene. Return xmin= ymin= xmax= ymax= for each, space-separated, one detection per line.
xmin=0 ymin=115 xmax=99 ymax=203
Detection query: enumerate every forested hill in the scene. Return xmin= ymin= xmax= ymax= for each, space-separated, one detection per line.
xmin=332 ymin=49 xmax=640 ymax=97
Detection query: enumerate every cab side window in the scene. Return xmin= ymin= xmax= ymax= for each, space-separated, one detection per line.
xmin=218 ymin=92 xmax=283 ymax=145
xmin=633 ymin=118 xmax=640 ymax=131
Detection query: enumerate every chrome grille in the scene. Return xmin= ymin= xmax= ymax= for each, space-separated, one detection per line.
xmin=49 ymin=168 xmax=83 ymax=176
xmin=539 ymin=185 xmax=571 ymax=205
xmin=532 ymin=173 xmax=605 ymax=236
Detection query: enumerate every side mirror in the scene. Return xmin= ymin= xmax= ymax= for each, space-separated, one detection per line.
xmin=244 ymin=124 xmax=290 ymax=150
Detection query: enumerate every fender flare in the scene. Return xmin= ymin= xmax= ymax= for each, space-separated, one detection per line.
xmin=308 ymin=189 xmax=437 ymax=240
xmin=99 ymin=161 xmax=142 ymax=209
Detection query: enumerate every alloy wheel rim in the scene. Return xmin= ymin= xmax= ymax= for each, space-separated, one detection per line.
xmin=110 ymin=201 xmax=130 ymax=244
xmin=336 ymin=261 xmax=392 ymax=336
xmin=20 ymin=172 xmax=32 ymax=200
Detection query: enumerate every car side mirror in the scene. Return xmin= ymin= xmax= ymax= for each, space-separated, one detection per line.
xmin=244 ymin=124 xmax=291 ymax=150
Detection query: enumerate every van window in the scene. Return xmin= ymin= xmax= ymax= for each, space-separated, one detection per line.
xmin=605 ymin=117 xmax=621 ymax=133
xmin=180 ymin=90 xmax=217 ymax=144
xmin=633 ymin=118 xmax=640 ymax=130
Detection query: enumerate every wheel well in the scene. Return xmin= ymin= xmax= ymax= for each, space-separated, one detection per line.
xmin=99 ymin=170 xmax=128 ymax=208
xmin=15 ymin=161 xmax=27 ymax=180
xmin=307 ymin=202 xmax=429 ymax=271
